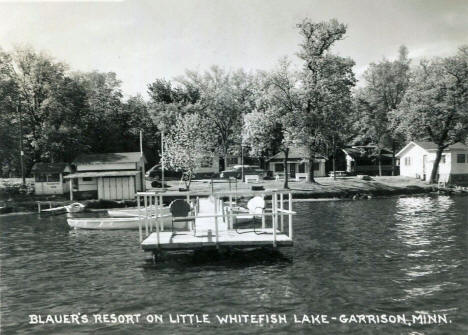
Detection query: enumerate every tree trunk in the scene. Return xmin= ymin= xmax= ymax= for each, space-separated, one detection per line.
xmin=283 ymin=148 xmax=289 ymax=189
xmin=332 ymin=136 xmax=336 ymax=181
xmin=378 ymin=150 xmax=382 ymax=176
xmin=391 ymin=140 xmax=396 ymax=176
xmin=308 ymin=154 xmax=315 ymax=183
xmin=429 ymin=147 xmax=444 ymax=184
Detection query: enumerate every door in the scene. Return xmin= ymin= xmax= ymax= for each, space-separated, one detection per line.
xmin=289 ymin=163 xmax=296 ymax=178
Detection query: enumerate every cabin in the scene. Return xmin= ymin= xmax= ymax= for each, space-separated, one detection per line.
xmin=396 ymin=141 xmax=468 ymax=185
xmin=341 ymin=146 xmax=395 ymax=176
xmin=65 ymin=152 xmax=146 ymax=200
xmin=193 ymin=154 xmax=220 ymax=176
xmin=31 ymin=162 xmax=72 ymax=195
xmin=267 ymin=147 xmax=327 ymax=181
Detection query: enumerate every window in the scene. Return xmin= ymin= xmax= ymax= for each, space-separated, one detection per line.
xmin=200 ymin=156 xmax=212 ymax=168
xmin=441 ymin=155 xmax=446 ymax=164
xmin=274 ymin=163 xmax=284 ymax=172
xmin=404 ymin=157 xmax=411 ymax=166
xmin=35 ymin=174 xmax=46 ymax=182
xmin=313 ymin=162 xmax=320 ymax=171
xmin=227 ymin=157 xmax=238 ymax=165
xmin=82 ymin=177 xmax=93 ymax=182
xmin=47 ymin=174 xmax=60 ymax=182
xmin=457 ymin=154 xmax=466 ymax=163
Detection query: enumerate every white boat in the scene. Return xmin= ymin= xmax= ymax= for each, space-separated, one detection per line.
xmin=67 ymin=217 xmax=143 ymax=230
xmin=67 ymin=207 xmax=175 ymax=230
xmin=65 ymin=202 xmax=85 ymax=213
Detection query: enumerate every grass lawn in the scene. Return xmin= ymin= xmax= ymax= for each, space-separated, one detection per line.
xmin=146 ymin=176 xmax=434 ymax=198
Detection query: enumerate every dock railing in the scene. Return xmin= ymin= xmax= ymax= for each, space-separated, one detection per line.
xmin=137 ymin=190 xmax=295 ymax=249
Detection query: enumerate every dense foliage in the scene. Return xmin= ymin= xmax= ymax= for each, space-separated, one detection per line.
xmin=1 ymin=18 xmax=467 ymax=185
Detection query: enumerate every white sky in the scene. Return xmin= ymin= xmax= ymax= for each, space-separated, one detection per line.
xmin=1 ymin=0 xmax=467 ymax=98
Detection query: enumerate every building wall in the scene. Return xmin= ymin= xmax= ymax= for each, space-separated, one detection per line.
xmin=194 ymin=155 xmax=220 ymax=174
xmin=34 ymin=173 xmax=67 ymax=195
xmin=450 ymin=150 xmax=468 ymax=174
xmin=97 ymin=176 xmax=135 ymax=200
xmin=268 ymin=160 xmax=326 ymax=177
xmin=400 ymin=145 xmax=468 ymax=181
xmin=77 ymin=177 xmax=98 ymax=191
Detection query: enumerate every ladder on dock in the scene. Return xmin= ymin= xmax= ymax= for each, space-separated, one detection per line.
xmin=136 ymin=191 xmax=295 ymax=254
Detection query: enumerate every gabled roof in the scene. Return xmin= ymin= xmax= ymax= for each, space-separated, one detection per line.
xmin=396 ymin=141 xmax=468 ymax=157
xmin=31 ymin=162 xmax=70 ymax=173
xmin=73 ymin=152 xmax=146 ymax=165
xmin=268 ymin=147 xmax=326 ymax=161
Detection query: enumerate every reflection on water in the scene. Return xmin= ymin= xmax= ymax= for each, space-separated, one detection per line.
xmin=0 ymin=195 xmax=467 ymax=334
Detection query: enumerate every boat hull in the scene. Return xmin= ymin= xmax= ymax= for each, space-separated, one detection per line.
xmin=67 ymin=214 xmax=182 ymax=230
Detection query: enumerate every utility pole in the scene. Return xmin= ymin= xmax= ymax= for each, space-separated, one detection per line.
xmin=161 ymin=131 xmax=165 ymax=189
xmin=18 ymin=103 xmax=25 ymax=185
xmin=241 ymin=144 xmax=244 ymax=182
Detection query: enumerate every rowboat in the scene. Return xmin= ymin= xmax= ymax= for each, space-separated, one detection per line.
xmin=67 ymin=207 xmax=176 ymax=230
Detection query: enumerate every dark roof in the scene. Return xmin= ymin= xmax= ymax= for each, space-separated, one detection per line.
xmin=64 ymin=171 xmax=139 ymax=179
xmin=73 ymin=152 xmax=145 ymax=165
xmin=414 ymin=141 xmax=468 ymax=151
xmin=342 ymin=146 xmax=392 ymax=159
xmin=268 ymin=147 xmax=325 ymax=161
xmin=31 ymin=162 xmax=69 ymax=173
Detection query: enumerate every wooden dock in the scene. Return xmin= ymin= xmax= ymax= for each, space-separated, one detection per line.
xmin=137 ymin=191 xmax=295 ymax=255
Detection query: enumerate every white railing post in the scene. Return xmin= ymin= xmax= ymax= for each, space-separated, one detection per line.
xmin=138 ymin=194 xmax=142 ymax=243
xmin=280 ymin=192 xmax=284 ymax=232
xmin=159 ymin=194 xmax=164 ymax=231
xmin=156 ymin=194 xmax=160 ymax=246
xmin=144 ymin=195 xmax=148 ymax=236
xmin=214 ymin=196 xmax=219 ymax=247
xmin=288 ymin=192 xmax=293 ymax=240
xmin=272 ymin=192 xmax=277 ymax=247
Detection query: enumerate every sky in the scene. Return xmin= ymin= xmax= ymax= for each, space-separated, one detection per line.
xmin=0 ymin=0 xmax=467 ymax=98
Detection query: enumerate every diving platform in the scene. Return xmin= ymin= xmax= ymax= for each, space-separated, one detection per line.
xmin=136 ymin=191 xmax=295 ymax=255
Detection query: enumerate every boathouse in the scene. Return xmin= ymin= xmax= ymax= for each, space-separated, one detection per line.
xmin=31 ymin=162 xmax=72 ymax=195
xmin=267 ymin=147 xmax=326 ymax=181
xmin=65 ymin=152 xmax=146 ymax=200
xmin=396 ymin=141 xmax=468 ymax=185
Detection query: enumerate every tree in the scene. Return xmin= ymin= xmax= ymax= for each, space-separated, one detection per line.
xmin=354 ymin=46 xmax=411 ymax=175
xmin=394 ymin=46 xmax=468 ymax=183
xmin=181 ymin=67 xmax=255 ymax=168
xmin=163 ymin=113 xmax=216 ymax=190
xmin=243 ymin=60 xmax=303 ymax=188
xmin=294 ymin=18 xmax=355 ymax=182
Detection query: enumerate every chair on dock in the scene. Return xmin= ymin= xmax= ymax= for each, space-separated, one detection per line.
xmin=233 ymin=196 xmax=265 ymax=226
xmin=169 ymin=199 xmax=195 ymax=234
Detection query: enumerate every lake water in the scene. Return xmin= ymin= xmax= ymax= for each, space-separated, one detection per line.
xmin=1 ymin=195 xmax=467 ymax=334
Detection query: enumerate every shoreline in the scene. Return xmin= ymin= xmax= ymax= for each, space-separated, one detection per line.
xmin=2 ymin=178 xmax=467 ymax=216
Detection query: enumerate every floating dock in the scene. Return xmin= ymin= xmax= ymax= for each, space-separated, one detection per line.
xmin=136 ymin=191 xmax=295 ymax=256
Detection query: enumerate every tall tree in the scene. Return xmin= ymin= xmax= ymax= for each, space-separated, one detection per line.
xmin=294 ymin=18 xmax=355 ymax=182
xmin=394 ymin=46 xmax=468 ymax=183
xmin=354 ymin=46 xmax=411 ymax=175
xmin=243 ymin=60 xmax=302 ymax=188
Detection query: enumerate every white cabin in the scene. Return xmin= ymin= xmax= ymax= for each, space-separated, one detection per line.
xmin=65 ymin=152 xmax=146 ymax=200
xmin=31 ymin=162 xmax=71 ymax=195
xmin=396 ymin=141 xmax=468 ymax=185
